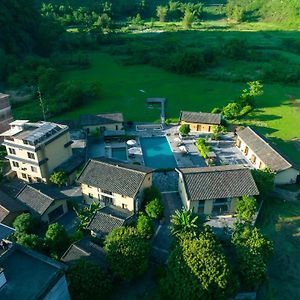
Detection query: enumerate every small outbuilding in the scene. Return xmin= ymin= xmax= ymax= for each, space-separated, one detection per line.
xmin=179 ymin=111 xmax=221 ymax=133
xmin=80 ymin=113 xmax=124 ymax=136
xmin=16 ymin=183 xmax=68 ymax=223
xmin=0 ymin=190 xmax=25 ymax=226
xmin=87 ymin=205 xmax=134 ymax=238
xmin=176 ymin=165 xmax=259 ymax=216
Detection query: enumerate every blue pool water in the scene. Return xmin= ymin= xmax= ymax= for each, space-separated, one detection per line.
xmin=140 ymin=136 xmax=177 ymax=168
xmin=111 ymin=147 xmax=127 ymax=161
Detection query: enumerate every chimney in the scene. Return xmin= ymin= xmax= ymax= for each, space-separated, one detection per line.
xmin=0 ymin=268 xmax=7 ymax=289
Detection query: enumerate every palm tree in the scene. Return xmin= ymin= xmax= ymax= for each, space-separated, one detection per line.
xmin=170 ymin=208 xmax=200 ymax=236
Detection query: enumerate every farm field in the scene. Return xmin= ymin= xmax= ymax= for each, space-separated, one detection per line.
xmin=257 ymin=199 xmax=300 ymax=300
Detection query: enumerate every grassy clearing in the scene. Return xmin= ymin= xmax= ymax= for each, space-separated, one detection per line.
xmin=257 ymin=199 xmax=300 ymax=300
xmin=58 ymin=50 xmax=300 ymax=164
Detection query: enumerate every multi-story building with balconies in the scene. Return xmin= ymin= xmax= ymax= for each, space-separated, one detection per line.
xmin=1 ymin=120 xmax=73 ymax=183
xmin=0 ymin=93 xmax=13 ymax=141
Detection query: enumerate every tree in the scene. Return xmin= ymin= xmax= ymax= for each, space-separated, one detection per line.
xmin=236 ymin=247 xmax=267 ymax=290
xmin=179 ymin=124 xmax=190 ymax=136
xmin=236 ymin=196 xmax=257 ymax=223
xmin=45 ymin=223 xmax=69 ymax=257
xmin=232 ymin=224 xmax=273 ymax=289
xmin=136 ymin=213 xmax=154 ymax=239
xmin=160 ymin=227 xmax=238 ymax=299
xmin=13 ymin=213 xmax=39 ymax=235
xmin=156 ymin=6 xmax=168 ymax=22
xmin=50 ymin=170 xmax=68 ymax=186
xmin=145 ymin=198 xmax=164 ymax=220
xmin=222 ymin=102 xmax=240 ymax=119
xmin=95 ymin=13 xmax=111 ymax=29
xmin=143 ymin=186 xmax=161 ymax=206
xmin=182 ymin=9 xmax=195 ymax=29
xmin=68 ymin=260 xmax=112 ymax=300
xmin=15 ymin=233 xmax=45 ymax=252
xmin=74 ymin=202 xmax=101 ymax=230
xmin=170 ymin=208 xmax=200 ymax=236
xmin=251 ymin=168 xmax=275 ymax=197
xmin=104 ymin=227 xmax=150 ymax=281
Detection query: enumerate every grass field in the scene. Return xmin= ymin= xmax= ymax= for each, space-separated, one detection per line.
xmin=257 ymin=199 xmax=300 ymax=300
xmin=58 ymin=50 xmax=300 ymax=164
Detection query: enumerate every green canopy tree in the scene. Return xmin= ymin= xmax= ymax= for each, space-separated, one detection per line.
xmin=68 ymin=260 xmax=112 ymax=300
xmin=160 ymin=227 xmax=238 ymax=299
xmin=104 ymin=227 xmax=150 ymax=281
xmin=45 ymin=223 xmax=69 ymax=257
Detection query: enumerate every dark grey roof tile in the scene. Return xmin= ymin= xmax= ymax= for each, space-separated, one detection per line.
xmin=77 ymin=157 xmax=153 ymax=198
xmin=237 ymin=127 xmax=292 ymax=172
xmin=180 ymin=111 xmax=221 ymax=125
xmin=178 ymin=165 xmax=259 ymax=201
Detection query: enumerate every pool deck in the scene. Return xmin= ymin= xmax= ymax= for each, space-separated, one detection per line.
xmin=126 ymin=124 xmax=206 ymax=168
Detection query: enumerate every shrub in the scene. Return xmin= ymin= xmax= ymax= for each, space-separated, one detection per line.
xmin=211 ymin=107 xmax=222 ymax=114
xmin=136 ymin=213 xmax=154 ymax=238
xmin=196 ymin=138 xmax=211 ymax=159
xmin=239 ymin=105 xmax=252 ymax=117
xmin=179 ymin=124 xmax=190 ymax=136
xmin=50 ymin=170 xmax=68 ymax=186
xmin=145 ymin=198 xmax=164 ymax=220
xmin=236 ymin=196 xmax=257 ymax=223
xmin=222 ymin=102 xmax=241 ymax=119
xmin=143 ymin=186 xmax=161 ymax=205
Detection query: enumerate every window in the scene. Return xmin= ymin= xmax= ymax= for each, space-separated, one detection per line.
xmin=236 ymin=139 xmax=241 ymax=148
xmin=22 ymin=173 xmax=27 ymax=179
xmin=251 ymin=155 xmax=257 ymax=163
xmin=27 ymin=152 xmax=35 ymax=159
xmin=9 ymin=148 xmax=16 ymax=155
xmin=31 ymin=166 xmax=37 ymax=172
xmin=259 ymin=161 xmax=263 ymax=169
xmin=122 ymin=204 xmax=128 ymax=209
xmin=121 ymin=195 xmax=126 ymax=198
xmin=88 ymin=193 xmax=93 ymax=199
xmin=12 ymin=161 xmax=19 ymax=167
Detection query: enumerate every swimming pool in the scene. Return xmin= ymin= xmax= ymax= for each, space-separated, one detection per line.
xmin=140 ymin=136 xmax=177 ymax=169
xmin=111 ymin=147 xmax=127 ymax=161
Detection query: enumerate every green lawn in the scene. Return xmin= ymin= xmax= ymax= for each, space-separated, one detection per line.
xmin=59 ymin=51 xmax=300 ymax=164
xmin=257 ymin=199 xmax=300 ymax=300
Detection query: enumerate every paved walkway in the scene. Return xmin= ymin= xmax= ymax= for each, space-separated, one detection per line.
xmin=151 ymin=192 xmax=182 ymax=264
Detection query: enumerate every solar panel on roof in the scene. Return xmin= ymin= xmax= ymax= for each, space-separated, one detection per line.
xmin=26 ymin=123 xmax=60 ymax=143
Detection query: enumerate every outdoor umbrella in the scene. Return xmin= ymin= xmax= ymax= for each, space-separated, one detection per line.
xmin=126 ymin=139 xmax=137 ymax=146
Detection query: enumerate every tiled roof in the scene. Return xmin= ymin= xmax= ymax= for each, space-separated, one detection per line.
xmin=16 ymin=184 xmax=66 ymax=216
xmin=61 ymin=238 xmax=107 ymax=268
xmin=237 ymin=126 xmax=293 ymax=172
xmin=80 ymin=113 xmax=124 ymax=126
xmin=55 ymin=154 xmax=85 ymax=175
xmin=77 ymin=157 xmax=153 ymax=198
xmin=87 ymin=206 xmax=134 ymax=236
xmin=0 ymin=190 xmax=25 ymax=222
xmin=177 ymin=165 xmax=259 ymax=201
xmin=180 ymin=111 xmax=221 ymax=125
